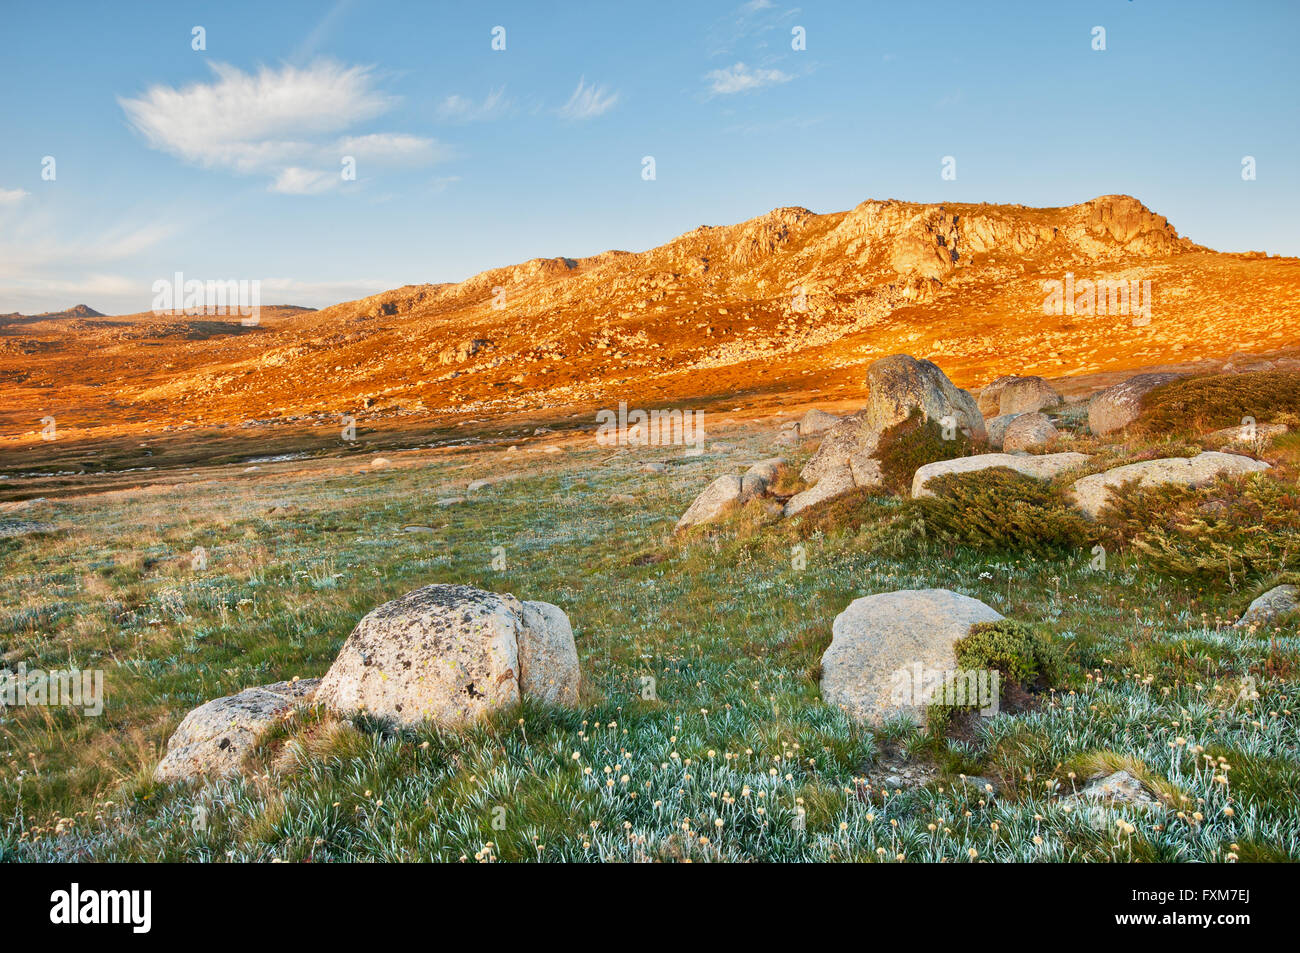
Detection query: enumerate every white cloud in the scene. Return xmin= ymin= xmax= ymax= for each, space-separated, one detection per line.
xmin=436 ymin=88 xmax=510 ymax=122
xmin=0 ymin=188 xmax=29 ymax=205
xmin=336 ymin=133 xmax=449 ymax=163
xmin=558 ymin=78 xmax=620 ymax=119
xmin=271 ymin=167 xmax=339 ymax=195
xmin=119 ymin=61 xmax=444 ymax=192
xmin=705 ymin=62 xmax=792 ymax=95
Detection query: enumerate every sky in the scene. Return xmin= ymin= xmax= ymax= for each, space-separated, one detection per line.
xmin=1 ymin=0 xmax=1297 ymax=315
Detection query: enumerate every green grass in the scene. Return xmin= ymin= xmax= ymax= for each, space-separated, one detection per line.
xmin=1 ymin=427 xmax=1297 ymax=862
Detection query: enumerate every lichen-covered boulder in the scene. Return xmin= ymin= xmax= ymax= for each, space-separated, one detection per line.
xmin=863 ymin=354 xmax=986 ymax=440
xmin=154 ymin=678 xmax=320 ymax=783
xmin=315 ymin=585 xmax=579 ymax=726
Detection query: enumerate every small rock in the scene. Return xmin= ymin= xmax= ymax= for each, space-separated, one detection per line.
xmin=675 ymin=474 xmax=742 ymax=532
xmin=1235 ymin=584 xmax=1300 ymax=629
xmin=1002 ymin=412 xmax=1058 ymax=451
xmin=798 ymin=409 xmax=841 ymax=436
xmin=154 ymin=679 xmax=320 ymax=783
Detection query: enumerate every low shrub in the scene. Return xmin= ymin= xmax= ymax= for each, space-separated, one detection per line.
xmin=905 ymin=467 xmax=1090 ymax=555
xmin=1098 ymin=473 xmax=1300 ymax=582
xmin=955 ymin=619 xmax=1065 ymax=688
xmin=1133 ymin=371 xmax=1300 ymax=438
xmin=876 ymin=409 xmax=979 ymax=496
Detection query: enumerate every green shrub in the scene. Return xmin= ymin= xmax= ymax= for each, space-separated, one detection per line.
xmin=1098 ymin=474 xmax=1300 ymax=581
xmin=956 ymin=619 xmax=1065 ymax=687
xmin=1134 ymin=371 xmax=1300 ymax=438
xmin=905 ymin=467 xmax=1090 ymax=555
xmin=876 ymin=409 xmax=978 ymax=496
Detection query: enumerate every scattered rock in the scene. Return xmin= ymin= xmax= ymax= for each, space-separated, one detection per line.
xmin=977 ymin=376 xmax=1019 ymax=416
xmin=911 ymin=452 xmax=1091 ymax=497
xmin=996 ymin=377 xmax=1063 ymax=416
xmin=1088 ymin=372 xmax=1181 ymax=435
xmin=371 ymin=457 xmax=391 ymax=469
xmin=984 ymin=413 xmax=1025 ymax=450
xmin=1235 ymin=584 xmax=1300 ymax=629
xmin=820 ymin=589 xmax=1003 ymax=725
xmin=741 ymin=458 xmax=786 ymax=499
xmin=434 ymin=497 xmax=463 ymax=506
xmin=467 ymin=479 xmax=493 ymax=492
xmin=675 ymin=474 xmax=742 ymax=531
xmin=1207 ymin=422 xmax=1288 ymax=447
xmin=402 ymin=525 xmax=436 ymax=534
xmin=517 ymin=601 xmax=581 ymax=707
xmin=608 ymin=493 xmax=637 ymax=504
xmin=1071 ymin=770 xmax=1159 ymax=809
xmin=798 ymin=409 xmax=841 ymax=436
xmin=154 ymin=678 xmax=320 ymax=783
xmin=314 ymin=584 xmax=579 ymax=727
xmin=1070 ymin=451 xmax=1270 ymax=518
xmin=1002 ymin=412 xmax=1059 ymax=451
xmin=639 ymin=462 xmax=667 ymax=473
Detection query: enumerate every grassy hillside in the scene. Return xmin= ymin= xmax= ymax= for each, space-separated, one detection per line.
xmin=1 ymin=417 xmax=1298 ymax=862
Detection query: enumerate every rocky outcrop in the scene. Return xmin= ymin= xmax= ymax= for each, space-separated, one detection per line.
xmin=820 ymin=590 xmax=1003 ymax=725
xmin=790 ymin=355 xmax=983 ymax=513
xmin=911 ymin=452 xmax=1090 ymax=497
xmin=1088 ymin=373 xmax=1181 ymax=435
xmin=1002 ymin=412 xmax=1058 ymax=451
xmin=155 ymin=678 xmax=320 ymax=783
xmin=314 ymin=585 xmax=579 ymax=726
xmin=1070 ymin=451 xmax=1270 ymax=518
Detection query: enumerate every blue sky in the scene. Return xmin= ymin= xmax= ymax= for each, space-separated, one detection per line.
xmin=2 ymin=0 xmax=1297 ymax=314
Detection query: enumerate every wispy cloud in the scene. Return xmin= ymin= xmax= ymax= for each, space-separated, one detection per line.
xmin=0 ymin=188 xmax=30 ymax=205
xmin=119 ymin=60 xmax=445 ymax=193
xmin=436 ymin=88 xmax=510 ymax=122
xmin=709 ymin=1 xmax=801 ymax=56
xmin=558 ymin=78 xmax=620 ymax=119
xmin=705 ymin=62 xmax=792 ymax=95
